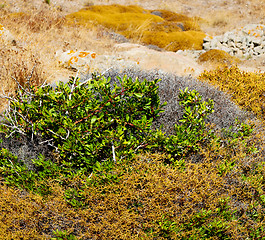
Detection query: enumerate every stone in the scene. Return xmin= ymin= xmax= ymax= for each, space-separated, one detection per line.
xmin=210 ymin=37 xmax=219 ymax=48
xmin=216 ymin=42 xmax=223 ymax=48
xmin=203 ymin=42 xmax=211 ymax=50
xmin=202 ymin=24 xmax=265 ymax=59
xmin=227 ymin=40 xmax=236 ymax=48
xmin=56 ymin=49 xmax=139 ymax=74
xmin=235 ymin=49 xmax=244 ymax=58
xmin=0 ymin=23 xmax=15 ymax=44
xmin=56 ymin=50 xmax=97 ymax=71
xmin=203 ymin=35 xmax=213 ymax=42
xmin=220 ymin=45 xmax=231 ymax=53
xmin=254 ymin=46 xmax=264 ymax=55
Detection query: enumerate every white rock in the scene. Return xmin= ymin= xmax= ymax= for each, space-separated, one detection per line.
xmin=227 ymin=40 xmax=236 ymax=48
xmin=0 ymin=23 xmax=15 ymax=44
xmin=254 ymin=46 xmax=264 ymax=54
xmin=203 ymin=42 xmax=211 ymax=50
xmin=220 ymin=45 xmax=231 ymax=53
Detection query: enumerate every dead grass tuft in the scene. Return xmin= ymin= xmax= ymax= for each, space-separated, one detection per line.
xmin=0 ymin=45 xmax=46 ymax=113
xmin=198 ymin=49 xmax=241 ymax=67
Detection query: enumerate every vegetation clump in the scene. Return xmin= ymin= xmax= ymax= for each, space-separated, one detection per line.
xmin=66 ymin=4 xmax=205 ymax=51
xmin=199 ymin=65 xmax=265 ymax=118
xmin=0 ymin=69 xmax=264 ymax=239
xmin=198 ymin=49 xmax=240 ymax=66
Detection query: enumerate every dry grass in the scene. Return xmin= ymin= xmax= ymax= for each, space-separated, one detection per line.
xmin=0 ymin=2 xmax=119 ymax=112
xmin=199 ymin=66 xmax=265 ymax=118
xmin=66 ymin=4 xmax=205 ymax=51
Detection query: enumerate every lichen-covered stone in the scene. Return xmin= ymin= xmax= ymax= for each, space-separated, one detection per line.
xmin=56 ymin=49 xmax=139 ymax=74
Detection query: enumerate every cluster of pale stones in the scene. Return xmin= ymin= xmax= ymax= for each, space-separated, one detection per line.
xmin=203 ymin=24 xmax=265 ymax=58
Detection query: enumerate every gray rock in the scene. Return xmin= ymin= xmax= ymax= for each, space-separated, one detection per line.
xmin=151 ymin=11 xmax=162 ymax=17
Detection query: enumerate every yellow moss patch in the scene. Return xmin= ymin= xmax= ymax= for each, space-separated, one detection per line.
xmin=66 ymin=4 xmax=205 ymax=51
xmin=198 ymin=66 xmax=265 ymax=118
xmin=150 ymin=9 xmax=201 ymax=31
xmin=198 ymin=49 xmax=240 ymax=66
xmin=137 ymin=30 xmax=205 ymax=51
xmin=66 ymin=5 xmax=161 ymax=31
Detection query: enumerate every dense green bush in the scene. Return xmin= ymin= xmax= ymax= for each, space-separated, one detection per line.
xmin=1 ymin=75 xmax=165 ymax=172
xmin=0 ymin=74 xmax=216 ymax=190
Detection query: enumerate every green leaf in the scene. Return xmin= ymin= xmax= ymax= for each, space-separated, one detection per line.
xmin=91 ymin=116 xmax=97 ymax=125
xmin=134 ymin=93 xmax=143 ymax=98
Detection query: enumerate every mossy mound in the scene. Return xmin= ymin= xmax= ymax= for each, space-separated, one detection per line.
xmin=198 ymin=49 xmax=240 ymax=66
xmin=199 ymin=65 xmax=265 ymax=118
xmin=150 ymin=9 xmax=201 ymax=31
xmin=66 ymin=4 xmax=205 ymax=51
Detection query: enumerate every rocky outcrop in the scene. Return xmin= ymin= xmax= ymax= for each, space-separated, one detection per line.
xmin=55 ymin=43 xmax=205 ymax=79
xmin=203 ymin=24 xmax=265 ymax=58
xmin=55 ymin=49 xmax=139 ymax=74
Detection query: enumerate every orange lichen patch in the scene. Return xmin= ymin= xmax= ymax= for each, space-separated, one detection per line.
xmin=68 ymin=56 xmax=79 ymax=65
xmin=78 ymin=51 xmax=90 ymax=58
xmin=91 ymin=53 xmax=96 ymax=59
xmin=67 ymin=50 xmax=76 ymax=55
xmin=66 ymin=4 xmax=205 ymax=51
xmin=198 ymin=49 xmax=240 ymax=66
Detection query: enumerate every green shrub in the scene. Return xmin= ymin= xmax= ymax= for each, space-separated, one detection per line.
xmin=1 ymin=75 xmax=165 ymax=172
xmin=150 ymin=87 xmax=214 ymax=163
xmin=0 ymin=73 xmax=219 ymax=196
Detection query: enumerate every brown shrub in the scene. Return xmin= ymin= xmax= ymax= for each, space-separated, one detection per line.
xmin=198 ymin=49 xmax=240 ymax=66
xmin=198 ymin=65 xmax=265 ymax=118
xmin=0 ymin=129 xmax=263 ymax=239
xmin=0 ymin=46 xmax=46 ymax=113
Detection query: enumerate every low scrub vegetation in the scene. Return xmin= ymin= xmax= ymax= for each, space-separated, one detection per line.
xmin=198 ymin=49 xmax=240 ymax=66
xmin=199 ymin=65 xmax=265 ymax=118
xmin=66 ymin=4 xmax=205 ymax=51
xmin=0 ymin=3 xmax=265 ymax=239
xmin=0 ymin=66 xmax=264 ymax=239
